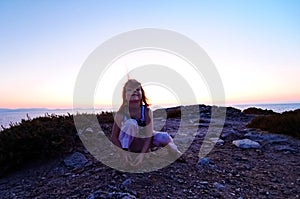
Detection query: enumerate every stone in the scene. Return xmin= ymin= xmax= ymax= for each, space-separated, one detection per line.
xmin=87 ymin=191 xmax=136 ymax=199
xmin=209 ymin=138 xmax=224 ymax=145
xmin=63 ymin=152 xmax=90 ymax=169
xmin=199 ymin=181 xmax=209 ymax=185
xmin=121 ymin=178 xmax=132 ymax=189
xmin=213 ymin=182 xmax=225 ymax=190
xmin=274 ymin=145 xmax=297 ymax=153
xmin=244 ymin=132 xmax=288 ymax=143
xmin=197 ymin=157 xmax=216 ymax=170
xmin=221 ymin=129 xmax=241 ymax=139
xmin=197 ymin=157 xmax=210 ymax=166
xmin=232 ymin=139 xmax=260 ymax=149
xmin=85 ymin=127 xmax=93 ymax=133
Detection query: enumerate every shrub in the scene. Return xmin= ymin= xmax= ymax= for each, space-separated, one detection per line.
xmin=166 ymin=107 xmax=181 ymax=118
xmin=0 ymin=114 xmax=79 ymax=176
xmin=246 ymin=109 xmax=300 ymax=138
xmin=243 ymin=107 xmax=276 ymax=115
xmin=0 ymin=111 xmax=114 ymax=176
xmin=97 ymin=111 xmax=114 ymax=123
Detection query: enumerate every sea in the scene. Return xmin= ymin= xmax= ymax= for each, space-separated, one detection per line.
xmin=0 ymin=103 xmax=299 ymax=130
xmin=0 ymin=108 xmax=109 ymax=130
xmin=232 ymin=103 xmax=300 ymax=113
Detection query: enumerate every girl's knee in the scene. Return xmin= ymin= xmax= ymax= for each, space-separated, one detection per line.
xmin=122 ymin=119 xmax=139 ymax=131
xmin=161 ymin=133 xmax=172 ymax=145
xmin=153 ymin=132 xmax=172 ymax=146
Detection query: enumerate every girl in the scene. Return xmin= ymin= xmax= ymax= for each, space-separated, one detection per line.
xmin=111 ymin=79 xmax=182 ymax=167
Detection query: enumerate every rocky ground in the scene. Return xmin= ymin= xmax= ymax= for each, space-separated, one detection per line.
xmin=0 ymin=105 xmax=299 ymax=198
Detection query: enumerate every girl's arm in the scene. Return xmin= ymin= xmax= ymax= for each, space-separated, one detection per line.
xmin=111 ymin=112 xmax=133 ymax=164
xmin=131 ymin=108 xmax=153 ymax=166
xmin=111 ymin=112 xmax=123 ymax=148
xmin=141 ymin=108 xmax=153 ymax=153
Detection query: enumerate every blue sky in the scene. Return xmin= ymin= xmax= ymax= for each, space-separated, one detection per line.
xmin=1 ymin=0 xmax=300 ymax=108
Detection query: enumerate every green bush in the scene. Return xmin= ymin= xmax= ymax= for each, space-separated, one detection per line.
xmin=246 ymin=109 xmax=300 ymax=138
xmin=0 ymin=111 xmax=114 ymax=176
xmin=0 ymin=114 xmax=79 ymax=176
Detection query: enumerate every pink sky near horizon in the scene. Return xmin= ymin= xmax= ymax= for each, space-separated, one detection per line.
xmin=1 ymin=1 xmax=299 ymax=109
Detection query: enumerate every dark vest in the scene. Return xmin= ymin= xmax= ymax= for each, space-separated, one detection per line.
xmin=124 ymin=105 xmax=146 ymax=127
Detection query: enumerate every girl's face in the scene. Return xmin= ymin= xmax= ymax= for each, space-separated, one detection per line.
xmin=125 ymin=84 xmax=142 ymax=103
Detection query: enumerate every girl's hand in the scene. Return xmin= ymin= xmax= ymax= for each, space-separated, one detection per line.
xmin=121 ymin=151 xmax=132 ymax=164
xmin=131 ymin=153 xmax=144 ymax=167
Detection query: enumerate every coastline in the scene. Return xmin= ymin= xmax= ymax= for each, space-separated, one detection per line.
xmin=1 ymin=102 xmax=300 ymax=129
xmin=232 ymin=102 xmax=300 ymax=113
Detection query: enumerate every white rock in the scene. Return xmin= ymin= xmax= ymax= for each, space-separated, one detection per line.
xmin=85 ymin=127 xmax=93 ymax=133
xmin=209 ymin=138 xmax=224 ymax=145
xmin=232 ymin=139 xmax=260 ymax=149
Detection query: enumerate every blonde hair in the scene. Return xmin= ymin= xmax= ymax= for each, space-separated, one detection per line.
xmin=118 ymin=79 xmax=149 ymax=113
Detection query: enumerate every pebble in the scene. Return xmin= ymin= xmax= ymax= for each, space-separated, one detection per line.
xmin=121 ymin=178 xmax=132 ymax=188
xmin=197 ymin=157 xmax=211 ymax=166
xmin=213 ymin=182 xmax=225 ymax=190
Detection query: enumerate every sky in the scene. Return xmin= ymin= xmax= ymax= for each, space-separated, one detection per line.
xmin=0 ymin=0 xmax=300 ymax=109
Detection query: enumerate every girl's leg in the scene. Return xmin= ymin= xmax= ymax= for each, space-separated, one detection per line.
xmin=152 ymin=132 xmax=182 ymax=156
xmin=119 ymin=119 xmax=139 ymax=149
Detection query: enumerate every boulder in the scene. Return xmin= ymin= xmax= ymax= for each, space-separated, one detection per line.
xmin=63 ymin=152 xmax=90 ymax=169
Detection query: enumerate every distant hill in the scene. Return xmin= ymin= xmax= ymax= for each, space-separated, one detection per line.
xmin=0 ymin=108 xmax=50 ymax=112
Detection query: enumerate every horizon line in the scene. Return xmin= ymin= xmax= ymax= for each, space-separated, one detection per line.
xmin=1 ymin=101 xmax=299 ymax=111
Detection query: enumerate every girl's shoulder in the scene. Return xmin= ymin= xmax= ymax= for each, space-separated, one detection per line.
xmin=114 ymin=111 xmax=124 ymax=122
xmin=143 ymin=106 xmax=153 ymax=119
xmin=143 ymin=105 xmax=151 ymax=112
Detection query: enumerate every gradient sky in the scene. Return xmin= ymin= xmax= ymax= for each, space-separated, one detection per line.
xmin=1 ymin=0 xmax=300 ymax=109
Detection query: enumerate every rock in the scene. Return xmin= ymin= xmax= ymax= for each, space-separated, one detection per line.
xmin=63 ymin=152 xmax=90 ymax=169
xmin=209 ymin=138 xmax=224 ymax=145
xmin=87 ymin=190 xmax=136 ymax=199
xmin=198 ymin=122 xmax=210 ymax=127
xmin=196 ymin=181 xmax=209 ymax=189
xmin=232 ymin=139 xmax=260 ymax=149
xmin=221 ymin=129 xmax=241 ymax=139
xmin=199 ymin=181 xmax=209 ymax=185
xmin=121 ymin=178 xmax=132 ymax=189
xmin=244 ymin=132 xmax=288 ymax=143
xmin=274 ymin=145 xmax=297 ymax=153
xmin=213 ymin=182 xmax=225 ymax=190
xmin=197 ymin=157 xmax=210 ymax=166
xmin=85 ymin=127 xmax=94 ymax=133
xmin=197 ymin=157 xmax=216 ymax=170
